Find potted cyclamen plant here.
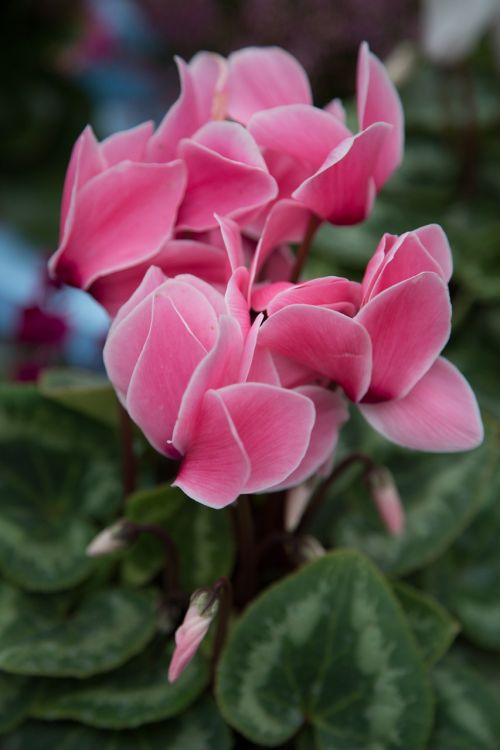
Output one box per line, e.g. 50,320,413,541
9,43,483,749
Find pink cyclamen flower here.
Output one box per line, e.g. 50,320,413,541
258,224,483,453
238,43,403,224
103,265,348,507
168,590,217,683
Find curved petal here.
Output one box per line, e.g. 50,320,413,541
414,224,453,282
357,272,451,401
189,51,228,121
103,291,155,401
56,125,105,250
356,42,404,188
53,160,187,288
225,267,251,336
173,315,244,453
249,199,311,290
367,231,445,300
91,240,227,317
100,121,154,166
267,276,362,316
248,104,351,171
126,293,207,456
177,126,277,231
227,46,312,124
217,382,315,493
216,214,245,273
174,390,250,507
251,281,294,312
112,265,166,328
259,304,372,402
292,123,391,225
147,57,202,162
271,386,349,489
359,357,484,452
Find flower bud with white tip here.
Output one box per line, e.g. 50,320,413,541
86,519,136,557
294,535,326,564
168,590,218,683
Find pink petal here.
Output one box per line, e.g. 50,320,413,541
112,266,166,328
361,232,399,301
357,272,451,401
103,290,155,402
100,121,154,166
177,123,277,231
216,214,245,272
324,98,346,122
174,390,250,507
271,386,349,489
245,346,281,386
356,42,404,189
56,126,105,250
239,313,264,382
414,224,453,282
366,231,446,301
270,351,321,389
292,123,391,225
174,273,227,317
251,282,294,312
266,277,362,316
172,316,244,453
147,57,201,163
217,383,316,492
359,357,484,452
53,160,187,288
227,46,312,124
91,240,227,317
126,293,207,456
225,267,251,336
258,304,372,402
189,51,228,121
248,104,351,171
249,199,311,289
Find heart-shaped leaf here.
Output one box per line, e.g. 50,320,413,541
428,658,500,750
0,672,34,734
216,550,432,748
0,583,157,677
3,697,232,749
38,367,119,428
393,581,458,665
32,640,209,728
122,485,235,591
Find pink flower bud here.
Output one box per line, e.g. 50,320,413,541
168,591,218,683
367,467,405,537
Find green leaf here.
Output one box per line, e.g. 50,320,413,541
0,583,157,677
33,640,209,729
0,386,121,591
216,550,432,749
38,367,119,428
3,697,232,749
393,582,458,665
333,441,495,576
424,439,500,650
429,658,500,750
0,672,34,734
122,484,235,591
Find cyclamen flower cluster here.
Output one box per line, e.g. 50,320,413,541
49,44,483,508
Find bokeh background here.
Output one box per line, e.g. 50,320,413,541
0,0,498,405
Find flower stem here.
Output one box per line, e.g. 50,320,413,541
295,452,377,534
291,214,321,282
209,576,232,682
232,495,257,607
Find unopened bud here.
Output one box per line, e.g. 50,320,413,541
285,481,315,532
367,467,405,537
167,590,218,683
294,535,326,564
86,520,135,557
